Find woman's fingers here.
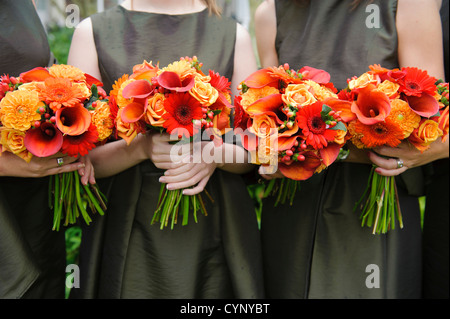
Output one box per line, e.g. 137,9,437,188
182,176,210,196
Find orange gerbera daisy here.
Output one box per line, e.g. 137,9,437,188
38,77,85,111
386,98,421,138
349,119,404,148
48,64,86,82
110,74,130,101
0,90,42,131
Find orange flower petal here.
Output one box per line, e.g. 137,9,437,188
122,79,153,99
56,105,92,136
244,68,279,89
405,93,440,118
24,122,63,157
319,143,342,167
278,152,322,180
19,67,52,83
351,85,391,125
121,101,146,123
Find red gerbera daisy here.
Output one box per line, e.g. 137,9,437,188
61,124,99,157
398,67,437,97
296,101,337,149
162,92,203,138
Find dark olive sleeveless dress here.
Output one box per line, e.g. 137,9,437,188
71,6,264,299
260,0,422,298
0,0,66,299
422,0,449,299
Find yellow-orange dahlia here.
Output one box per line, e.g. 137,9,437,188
386,98,421,138
0,90,42,131
48,64,86,82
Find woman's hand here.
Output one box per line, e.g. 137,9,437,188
78,155,96,186
0,151,85,178
147,132,188,170
368,138,449,176
158,141,222,196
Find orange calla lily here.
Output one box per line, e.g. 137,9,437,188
122,79,154,99
319,143,342,167
157,71,195,92
351,85,391,125
20,67,52,83
56,105,91,136
278,151,322,181
246,94,283,117
405,93,440,118
121,101,147,123
244,68,279,89
24,122,63,157
299,66,331,84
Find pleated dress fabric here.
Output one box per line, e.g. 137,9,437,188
422,0,449,299
260,0,423,299
0,0,66,299
71,6,264,299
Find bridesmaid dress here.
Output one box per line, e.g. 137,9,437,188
0,0,66,299
71,5,264,299
422,0,449,299
260,0,423,298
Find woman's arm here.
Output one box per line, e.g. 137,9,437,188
68,18,153,179
254,0,279,68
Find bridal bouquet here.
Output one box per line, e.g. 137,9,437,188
110,57,232,229
338,64,449,234
0,64,113,230
234,64,349,213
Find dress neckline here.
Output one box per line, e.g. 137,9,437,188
118,4,207,17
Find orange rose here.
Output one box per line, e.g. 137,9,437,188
304,80,338,100
145,93,166,127
282,83,317,107
348,72,380,90
438,105,449,141
409,119,443,152
250,114,278,164
0,128,32,162
377,80,400,98
189,78,218,106
90,100,114,141
116,108,145,145
241,86,279,110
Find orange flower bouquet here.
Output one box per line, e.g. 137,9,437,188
0,65,113,231
234,64,350,217
338,65,449,234
110,57,232,229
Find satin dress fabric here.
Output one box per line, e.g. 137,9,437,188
422,0,449,299
0,0,66,299
70,6,264,299
260,0,423,299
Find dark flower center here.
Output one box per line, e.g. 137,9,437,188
175,104,193,125
308,116,326,134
